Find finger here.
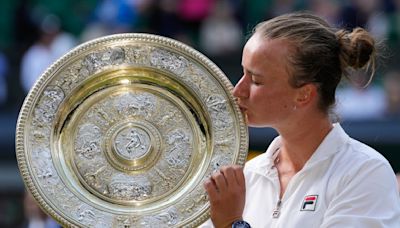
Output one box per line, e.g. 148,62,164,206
233,165,245,186
211,170,228,192
220,166,237,186
204,178,219,202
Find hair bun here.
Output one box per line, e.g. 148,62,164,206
336,27,376,70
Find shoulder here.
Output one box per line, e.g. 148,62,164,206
329,136,396,193
322,137,400,226
341,137,391,170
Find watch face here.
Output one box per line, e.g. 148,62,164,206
232,220,251,228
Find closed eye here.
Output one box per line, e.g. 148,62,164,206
251,76,263,85
243,67,263,85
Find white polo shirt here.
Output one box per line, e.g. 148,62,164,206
201,124,400,227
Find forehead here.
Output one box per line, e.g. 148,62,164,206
242,34,293,75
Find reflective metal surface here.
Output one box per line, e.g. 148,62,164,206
16,33,248,227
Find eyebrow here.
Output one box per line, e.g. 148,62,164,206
242,62,264,77
245,68,262,77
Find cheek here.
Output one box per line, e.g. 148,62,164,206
250,87,294,110
249,88,267,105
251,85,279,101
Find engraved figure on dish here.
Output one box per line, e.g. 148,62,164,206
150,49,188,74
82,53,102,74
108,174,152,200
75,123,102,159
42,86,65,110
34,158,54,180
75,205,96,225
157,109,178,126
113,215,138,228
126,130,144,154
31,126,50,143
115,127,150,159
93,108,112,127
79,157,111,195
77,141,101,159
34,86,64,123
206,94,232,129
115,92,156,117
155,207,179,226
140,207,179,227
166,129,191,168
102,47,125,65
80,47,126,75
84,165,107,191
126,45,150,65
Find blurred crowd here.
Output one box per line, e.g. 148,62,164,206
0,0,399,120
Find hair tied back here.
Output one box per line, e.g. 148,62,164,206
336,27,376,88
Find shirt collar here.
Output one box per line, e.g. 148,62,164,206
248,136,281,176
249,123,349,175
303,123,349,168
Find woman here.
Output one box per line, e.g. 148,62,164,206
202,12,400,227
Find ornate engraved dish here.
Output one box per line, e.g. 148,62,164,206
16,33,248,227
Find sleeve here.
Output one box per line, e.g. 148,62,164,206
321,159,400,227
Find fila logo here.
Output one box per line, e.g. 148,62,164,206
301,195,318,211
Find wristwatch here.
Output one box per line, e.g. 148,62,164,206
232,220,251,228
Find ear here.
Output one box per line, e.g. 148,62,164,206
295,84,317,106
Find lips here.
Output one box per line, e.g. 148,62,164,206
235,98,248,120
237,102,247,112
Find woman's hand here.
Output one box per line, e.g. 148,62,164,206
204,165,246,228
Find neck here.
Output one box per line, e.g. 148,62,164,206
276,115,333,172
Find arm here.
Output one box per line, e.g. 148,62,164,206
203,165,246,228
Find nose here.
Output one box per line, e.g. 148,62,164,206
233,75,249,99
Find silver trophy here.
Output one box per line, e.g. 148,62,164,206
15,34,248,227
